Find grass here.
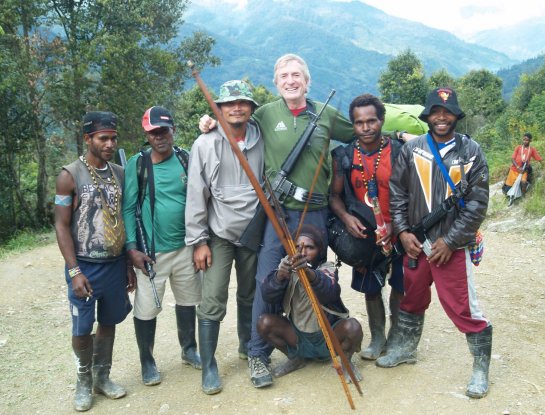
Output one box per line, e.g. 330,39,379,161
525,175,545,215
0,228,56,261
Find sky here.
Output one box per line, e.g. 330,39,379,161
359,0,545,38
216,0,545,38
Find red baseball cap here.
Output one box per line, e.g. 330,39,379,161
141,106,174,132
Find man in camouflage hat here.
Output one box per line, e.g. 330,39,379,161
185,80,263,395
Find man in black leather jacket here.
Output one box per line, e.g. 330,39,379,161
376,88,493,400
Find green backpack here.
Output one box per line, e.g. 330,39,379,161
383,104,428,135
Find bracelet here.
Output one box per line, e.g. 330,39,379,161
399,130,407,140
68,266,82,279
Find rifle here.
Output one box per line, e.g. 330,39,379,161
404,183,471,269
239,90,336,250
188,62,361,409
119,149,161,308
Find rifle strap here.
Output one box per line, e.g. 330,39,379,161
136,146,189,261
278,99,316,179
138,150,156,261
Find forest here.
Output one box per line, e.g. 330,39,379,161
1,1,545,245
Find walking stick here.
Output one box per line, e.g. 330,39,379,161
188,62,361,409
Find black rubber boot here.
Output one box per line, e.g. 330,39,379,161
73,341,93,412
386,290,402,347
237,304,253,360
466,325,493,398
360,296,386,360
92,335,126,399
134,317,161,386
198,319,222,395
376,310,425,368
176,305,202,369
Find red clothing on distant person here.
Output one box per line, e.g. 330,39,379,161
509,145,542,174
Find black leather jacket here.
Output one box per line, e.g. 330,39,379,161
389,133,489,250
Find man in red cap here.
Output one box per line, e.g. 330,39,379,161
378,88,493,399
122,106,202,386
55,111,134,411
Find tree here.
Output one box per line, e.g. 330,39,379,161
378,49,428,105
0,0,219,243
428,69,456,90
456,69,505,135
46,0,218,155
525,91,545,135
244,78,278,106
511,62,545,114
0,0,60,236
175,85,215,149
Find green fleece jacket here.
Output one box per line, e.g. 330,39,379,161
253,98,353,210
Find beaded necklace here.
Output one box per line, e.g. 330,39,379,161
519,144,530,163
355,137,384,199
80,155,121,226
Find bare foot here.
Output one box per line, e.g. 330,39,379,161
272,356,307,378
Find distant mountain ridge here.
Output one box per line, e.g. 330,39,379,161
497,54,545,101
469,18,545,61
182,0,516,102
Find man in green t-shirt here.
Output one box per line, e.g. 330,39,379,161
123,106,202,387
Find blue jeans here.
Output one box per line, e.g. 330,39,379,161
247,207,328,360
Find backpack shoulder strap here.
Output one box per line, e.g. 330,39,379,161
389,137,403,162
173,146,189,172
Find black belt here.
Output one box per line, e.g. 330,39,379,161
284,179,326,205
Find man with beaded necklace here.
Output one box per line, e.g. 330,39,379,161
55,111,134,412
329,94,405,362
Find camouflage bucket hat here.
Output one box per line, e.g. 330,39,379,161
214,80,259,107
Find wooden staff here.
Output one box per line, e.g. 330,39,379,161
188,62,361,409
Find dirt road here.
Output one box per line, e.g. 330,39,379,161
1,226,544,415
